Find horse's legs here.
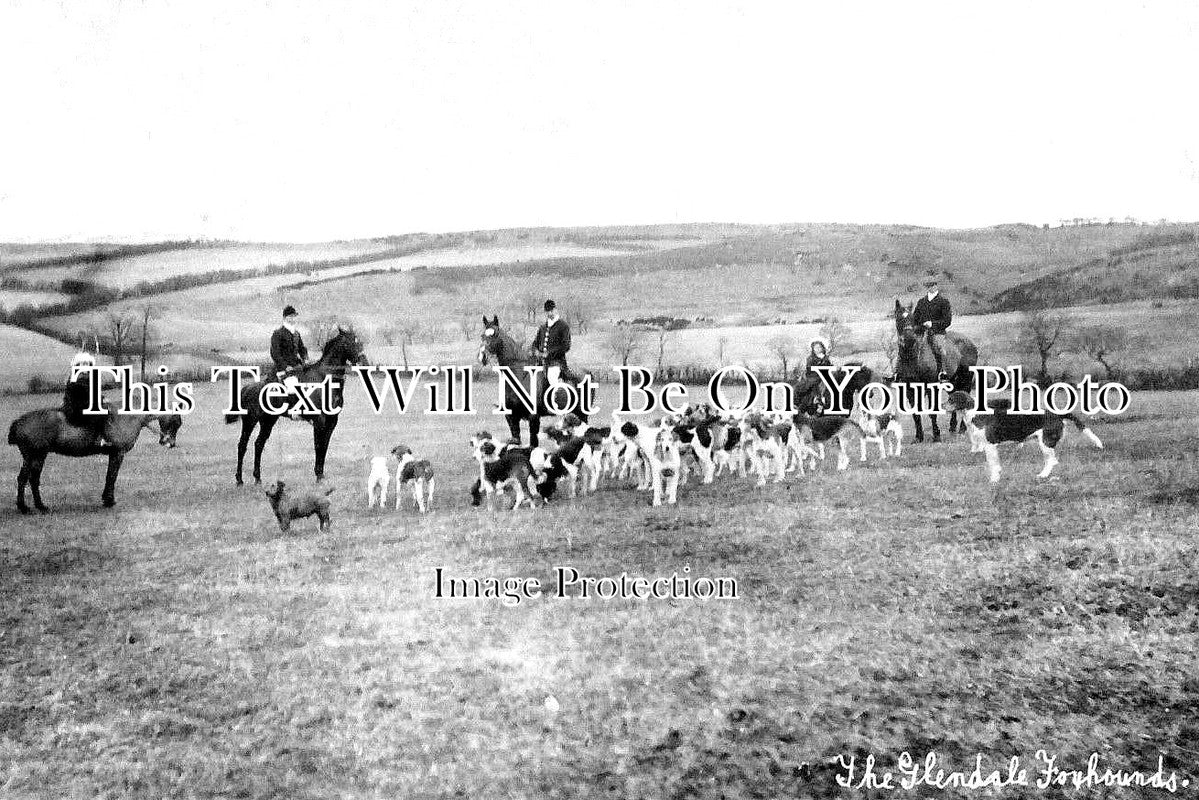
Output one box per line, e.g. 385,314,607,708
22,456,48,513
505,413,523,444
253,417,276,485
16,460,31,514
313,416,339,482
235,418,255,485
528,415,541,449
912,414,924,443
930,414,942,443
101,451,125,508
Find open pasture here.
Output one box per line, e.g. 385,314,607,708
2,382,1197,797
6,241,404,291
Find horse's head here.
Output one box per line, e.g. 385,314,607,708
322,325,370,368
478,315,512,365
894,299,919,356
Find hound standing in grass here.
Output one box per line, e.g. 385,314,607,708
857,411,904,461
792,412,863,472
391,444,435,512
945,390,1104,482
366,454,392,508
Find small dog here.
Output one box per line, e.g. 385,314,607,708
471,438,542,511
264,480,333,533
738,413,789,485
156,414,183,448
366,455,391,508
542,426,596,498
792,412,864,472
945,390,1104,482
391,444,435,512
857,411,903,461
610,413,682,505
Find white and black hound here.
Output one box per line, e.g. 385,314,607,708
945,390,1104,482
390,444,435,512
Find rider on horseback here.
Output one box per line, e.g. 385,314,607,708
533,299,573,388
270,305,309,419
63,352,110,448
798,336,834,413
912,272,952,382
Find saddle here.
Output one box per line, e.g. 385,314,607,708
926,331,964,378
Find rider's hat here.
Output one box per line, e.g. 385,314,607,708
921,272,940,287
543,299,556,312
283,305,298,318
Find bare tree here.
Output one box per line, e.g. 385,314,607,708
820,316,852,355
1075,324,1129,380
310,315,344,350
605,325,645,367
459,311,482,343
877,329,898,374
1018,309,1072,383
649,323,671,377
716,335,730,367
104,311,138,367
520,292,542,324
395,321,425,372
766,334,799,380
558,293,589,335
137,305,158,381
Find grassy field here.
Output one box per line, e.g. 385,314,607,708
2,382,1198,798
0,324,100,392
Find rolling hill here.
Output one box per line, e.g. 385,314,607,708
5,221,1198,392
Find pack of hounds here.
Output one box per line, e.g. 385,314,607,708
463,403,905,511
311,390,1104,523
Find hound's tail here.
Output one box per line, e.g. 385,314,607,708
322,486,336,496
1066,415,1104,449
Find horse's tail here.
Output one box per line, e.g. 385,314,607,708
1065,414,1104,449
224,412,240,424
7,418,18,445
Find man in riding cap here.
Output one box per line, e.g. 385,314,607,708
63,351,110,448
532,299,573,388
270,305,309,419
912,272,952,382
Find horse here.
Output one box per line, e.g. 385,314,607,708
477,315,590,447
893,299,978,442
225,326,369,485
8,406,171,513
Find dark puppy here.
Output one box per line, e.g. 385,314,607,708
264,480,334,532
157,413,183,447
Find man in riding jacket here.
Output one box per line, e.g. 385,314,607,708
270,305,309,418
912,272,952,381
532,299,572,387
63,351,110,448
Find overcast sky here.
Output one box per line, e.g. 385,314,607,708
1,1,1197,242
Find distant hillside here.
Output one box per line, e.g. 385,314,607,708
8,220,1199,394
991,229,1199,310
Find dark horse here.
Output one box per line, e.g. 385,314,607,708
894,299,978,442
477,315,589,447
226,326,368,485
8,407,171,513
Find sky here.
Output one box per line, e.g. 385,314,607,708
1,1,1197,242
